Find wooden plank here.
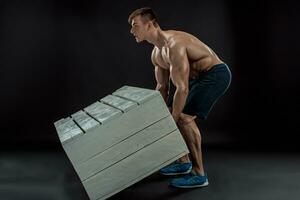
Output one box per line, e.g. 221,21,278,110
84,101,122,124
54,117,83,144
100,95,138,112
63,95,169,165
82,129,189,200
54,118,72,143
71,110,100,132
112,86,159,104
54,118,67,127
75,115,177,181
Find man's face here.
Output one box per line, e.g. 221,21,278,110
130,15,149,43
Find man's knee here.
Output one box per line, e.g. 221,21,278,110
177,114,202,142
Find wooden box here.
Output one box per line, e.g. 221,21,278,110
54,86,189,200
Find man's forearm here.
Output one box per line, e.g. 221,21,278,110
156,85,169,103
172,88,188,121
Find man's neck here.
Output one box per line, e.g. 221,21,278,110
146,29,168,49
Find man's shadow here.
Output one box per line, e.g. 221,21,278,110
109,172,202,200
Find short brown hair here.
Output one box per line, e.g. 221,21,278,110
128,7,158,26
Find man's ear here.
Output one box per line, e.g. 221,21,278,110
147,21,153,30
146,22,151,30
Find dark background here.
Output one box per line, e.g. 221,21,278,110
0,0,299,150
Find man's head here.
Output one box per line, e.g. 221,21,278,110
128,7,159,43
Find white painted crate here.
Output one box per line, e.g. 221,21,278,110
54,86,189,200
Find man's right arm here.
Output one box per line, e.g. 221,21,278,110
154,66,170,102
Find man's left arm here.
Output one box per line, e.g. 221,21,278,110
169,44,190,123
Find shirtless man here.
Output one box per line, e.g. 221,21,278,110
128,7,231,188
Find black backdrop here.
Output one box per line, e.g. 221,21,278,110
1,0,299,149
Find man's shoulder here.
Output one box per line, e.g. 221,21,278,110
167,39,186,54
167,34,187,48
167,30,198,47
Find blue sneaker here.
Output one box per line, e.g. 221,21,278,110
159,161,192,175
169,172,209,188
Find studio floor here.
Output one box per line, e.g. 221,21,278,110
1,145,300,200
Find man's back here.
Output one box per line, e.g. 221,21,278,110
152,30,223,77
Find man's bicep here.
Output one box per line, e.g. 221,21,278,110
170,67,188,91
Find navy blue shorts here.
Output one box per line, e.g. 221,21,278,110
167,63,232,120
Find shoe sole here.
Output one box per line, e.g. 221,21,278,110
160,168,192,176
170,181,209,188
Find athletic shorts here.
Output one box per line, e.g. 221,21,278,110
167,63,232,120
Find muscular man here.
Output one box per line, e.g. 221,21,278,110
128,7,231,188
